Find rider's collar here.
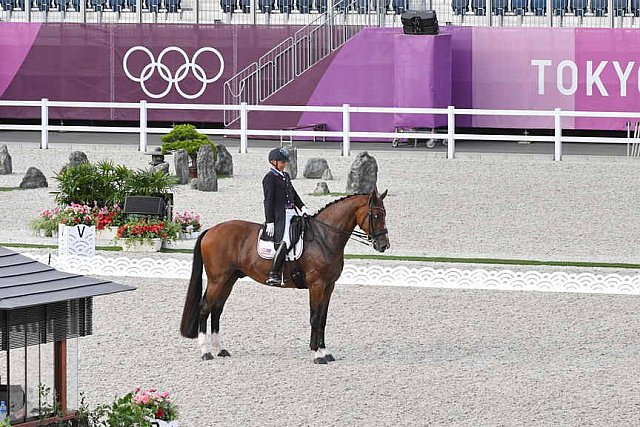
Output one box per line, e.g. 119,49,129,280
270,167,284,177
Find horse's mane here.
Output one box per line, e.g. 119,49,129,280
312,193,369,217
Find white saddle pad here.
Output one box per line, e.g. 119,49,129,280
257,230,304,261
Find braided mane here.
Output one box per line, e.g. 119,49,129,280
312,193,369,217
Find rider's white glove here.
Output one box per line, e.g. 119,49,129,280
301,206,311,216
265,223,274,237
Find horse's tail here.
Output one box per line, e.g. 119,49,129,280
180,228,208,339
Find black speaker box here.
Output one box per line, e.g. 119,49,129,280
401,11,439,35
123,196,167,216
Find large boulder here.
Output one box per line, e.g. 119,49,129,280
20,167,48,189
321,168,333,181
68,151,88,167
346,151,378,195
174,149,190,185
284,146,298,179
151,162,170,175
215,143,233,176
196,145,218,192
303,158,329,179
0,145,12,175
313,182,330,195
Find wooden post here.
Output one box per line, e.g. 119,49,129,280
53,340,67,413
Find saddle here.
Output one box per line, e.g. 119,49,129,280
257,215,306,261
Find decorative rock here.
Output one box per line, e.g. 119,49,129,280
321,168,333,181
151,162,170,175
196,145,218,192
68,151,88,167
303,158,329,179
190,178,198,189
313,182,330,195
215,144,234,176
346,151,378,195
284,146,298,179
19,167,48,189
0,145,12,175
175,149,190,185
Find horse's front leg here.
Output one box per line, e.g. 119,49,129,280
309,282,336,364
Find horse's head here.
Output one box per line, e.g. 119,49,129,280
357,190,390,253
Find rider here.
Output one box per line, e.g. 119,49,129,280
263,147,310,287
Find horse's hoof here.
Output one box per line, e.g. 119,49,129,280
201,352,214,361
324,354,335,362
313,357,328,364
217,349,231,357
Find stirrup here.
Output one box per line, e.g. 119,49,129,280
266,275,282,287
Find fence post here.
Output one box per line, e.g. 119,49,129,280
240,102,248,154
554,108,562,161
447,106,455,159
139,100,148,153
41,98,49,150
342,103,351,156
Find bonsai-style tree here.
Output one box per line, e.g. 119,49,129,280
160,124,217,166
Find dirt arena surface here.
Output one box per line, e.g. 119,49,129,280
79,276,640,426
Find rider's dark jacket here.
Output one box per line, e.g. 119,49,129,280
263,168,304,243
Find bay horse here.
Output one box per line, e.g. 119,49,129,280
180,190,390,364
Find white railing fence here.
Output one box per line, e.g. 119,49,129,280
0,98,639,161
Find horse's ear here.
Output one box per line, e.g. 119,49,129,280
380,190,388,200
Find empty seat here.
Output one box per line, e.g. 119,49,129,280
591,0,606,15
631,0,639,15
0,0,15,10
221,0,236,11
370,0,389,10
334,0,349,11
296,0,311,12
166,0,179,11
146,0,161,11
452,0,469,14
315,0,326,12
571,0,587,15
278,0,292,11
239,0,250,11
110,0,124,10
259,0,274,12
493,0,508,14
36,0,51,11
472,0,486,14
511,0,527,13
553,0,567,14
392,0,408,13
355,0,368,12
612,0,627,15
530,0,546,14
127,0,136,11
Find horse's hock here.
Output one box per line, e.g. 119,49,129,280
346,151,378,195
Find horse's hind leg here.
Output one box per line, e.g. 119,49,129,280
199,273,237,360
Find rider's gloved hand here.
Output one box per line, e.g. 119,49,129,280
301,206,311,216
265,223,275,237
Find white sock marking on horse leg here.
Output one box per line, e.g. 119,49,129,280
211,332,225,352
198,332,213,355
314,349,325,360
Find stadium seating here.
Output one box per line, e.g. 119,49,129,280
452,0,469,15
511,0,528,14
591,0,607,15
472,0,486,15
296,0,311,12
391,0,407,13
552,0,567,14
492,0,508,15
278,0,292,12
612,0,627,15
632,0,640,15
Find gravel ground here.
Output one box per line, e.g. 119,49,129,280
75,276,640,426
1,142,640,264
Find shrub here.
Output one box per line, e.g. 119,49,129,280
160,124,217,164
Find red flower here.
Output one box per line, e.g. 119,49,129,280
155,408,165,419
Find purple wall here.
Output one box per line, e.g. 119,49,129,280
2,24,640,131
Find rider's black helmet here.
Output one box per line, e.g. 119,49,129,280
268,147,289,162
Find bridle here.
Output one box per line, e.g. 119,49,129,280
309,196,388,247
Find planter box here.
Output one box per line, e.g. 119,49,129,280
150,420,179,427
179,231,200,240
58,224,95,257
120,238,163,252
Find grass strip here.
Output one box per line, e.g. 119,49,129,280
2,242,639,270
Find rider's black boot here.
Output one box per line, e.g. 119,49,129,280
266,242,287,287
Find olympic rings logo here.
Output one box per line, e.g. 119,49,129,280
123,46,225,100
